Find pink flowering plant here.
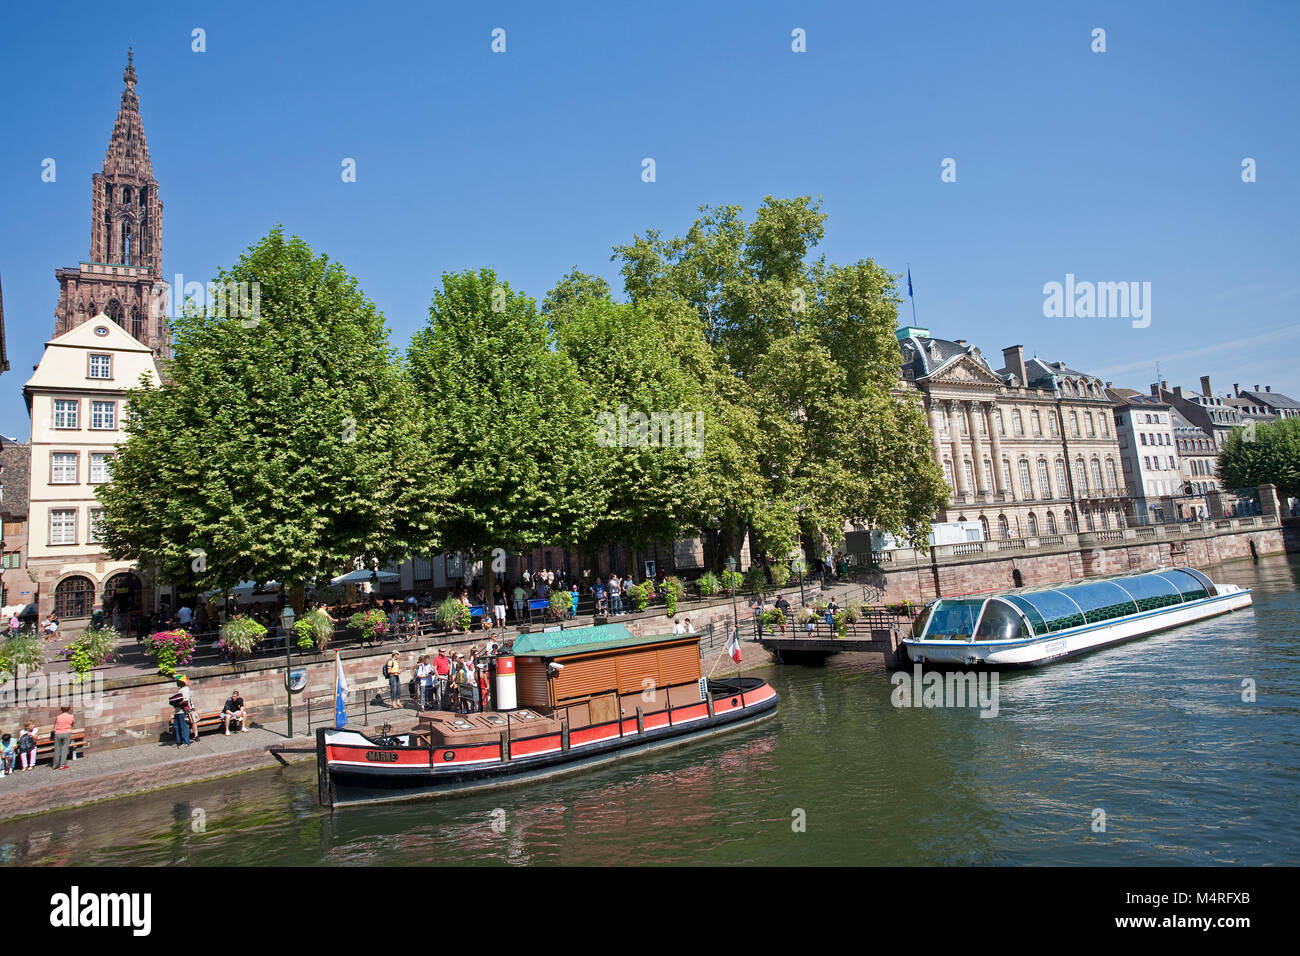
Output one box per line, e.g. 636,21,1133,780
144,628,196,676
217,616,267,660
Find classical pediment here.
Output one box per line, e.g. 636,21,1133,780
918,354,1004,388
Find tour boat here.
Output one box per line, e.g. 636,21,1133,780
902,567,1251,668
316,624,779,807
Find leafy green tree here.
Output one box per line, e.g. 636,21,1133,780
97,228,444,605
611,197,946,556
408,269,599,592
1219,418,1300,499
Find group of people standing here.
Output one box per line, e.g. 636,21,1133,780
384,646,495,714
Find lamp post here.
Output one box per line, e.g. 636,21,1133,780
281,604,296,737
793,555,806,606
725,556,740,643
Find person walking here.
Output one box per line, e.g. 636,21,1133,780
384,652,403,709
51,705,75,768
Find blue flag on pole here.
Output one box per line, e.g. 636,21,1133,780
334,650,348,728
907,267,914,299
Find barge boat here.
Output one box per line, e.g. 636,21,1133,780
317,624,778,807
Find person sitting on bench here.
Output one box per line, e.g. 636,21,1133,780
222,690,248,735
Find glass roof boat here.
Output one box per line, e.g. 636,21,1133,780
902,567,1251,667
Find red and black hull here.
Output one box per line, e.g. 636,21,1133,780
317,677,778,807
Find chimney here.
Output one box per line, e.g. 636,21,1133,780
1150,383,1160,397
954,339,967,346
1161,380,1169,390
1255,385,1260,392
1173,386,1184,398
1266,385,1271,392
1200,376,1212,397
1002,345,1027,387
1233,384,1240,397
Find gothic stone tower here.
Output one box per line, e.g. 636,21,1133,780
53,50,171,357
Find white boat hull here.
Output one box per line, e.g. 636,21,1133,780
903,587,1252,667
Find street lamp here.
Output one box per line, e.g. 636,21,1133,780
793,554,806,606
725,556,740,644
280,604,296,737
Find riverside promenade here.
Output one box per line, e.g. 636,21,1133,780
0,580,862,822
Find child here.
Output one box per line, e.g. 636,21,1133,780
0,734,15,775
16,722,37,770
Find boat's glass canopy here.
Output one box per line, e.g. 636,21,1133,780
913,568,1218,641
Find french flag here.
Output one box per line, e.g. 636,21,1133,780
726,628,742,664
334,650,349,728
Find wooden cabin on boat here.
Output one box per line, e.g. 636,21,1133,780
414,624,707,749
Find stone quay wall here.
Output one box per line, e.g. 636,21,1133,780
863,515,1285,604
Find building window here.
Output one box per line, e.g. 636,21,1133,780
998,515,1010,539
1091,459,1104,492
1140,433,1147,446
90,452,115,484
942,460,954,490
1101,416,1109,437
54,575,94,618
1169,456,1176,469
983,460,994,492
1019,460,1034,498
1032,411,1042,436
51,453,78,484
1001,460,1013,496
963,460,974,491
50,509,77,545
1046,512,1057,534
1027,512,1039,536
1070,412,1080,437
1086,412,1096,437
88,354,113,379
1013,409,1024,436
1037,460,1052,499
1106,459,1119,491
1100,510,1110,529
91,400,117,430
1055,459,1067,495
1049,412,1058,437
1084,510,1096,531
1075,458,1088,494
1063,509,1075,533
1144,456,1152,470
995,411,1004,436
53,400,79,429
87,509,105,544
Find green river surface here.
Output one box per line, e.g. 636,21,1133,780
2,554,1296,866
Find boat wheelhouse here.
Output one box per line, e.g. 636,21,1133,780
902,567,1251,667
317,624,779,807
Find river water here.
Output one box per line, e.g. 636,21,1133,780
2,555,1297,867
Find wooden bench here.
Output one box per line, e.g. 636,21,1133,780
34,730,88,765
165,708,244,740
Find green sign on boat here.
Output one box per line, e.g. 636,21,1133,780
510,623,684,657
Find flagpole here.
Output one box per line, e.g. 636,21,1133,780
907,263,918,326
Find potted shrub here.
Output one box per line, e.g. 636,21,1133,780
350,608,391,641
663,576,684,617
0,633,44,684
293,606,335,653
761,608,786,633
770,563,791,587
721,569,744,594
627,581,650,612
144,629,196,677
217,616,267,661
59,626,118,683
549,589,572,621
697,571,720,597
744,567,766,594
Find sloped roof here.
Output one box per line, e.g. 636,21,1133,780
1237,388,1300,412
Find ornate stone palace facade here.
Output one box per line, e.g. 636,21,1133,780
52,50,170,358
897,327,1128,539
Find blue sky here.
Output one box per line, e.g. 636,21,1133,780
2,0,1297,439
